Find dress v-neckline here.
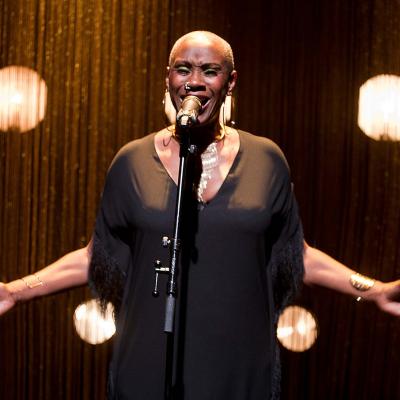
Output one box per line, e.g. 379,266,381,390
153,131,242,206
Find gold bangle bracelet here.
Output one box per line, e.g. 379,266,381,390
21,274,44,289
349,273,375,292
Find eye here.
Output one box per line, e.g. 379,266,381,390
203,69,218,77
175,66,191,75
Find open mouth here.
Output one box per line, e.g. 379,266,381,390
181,94,210,109
199,98,210,113
181,94,211,115
198,97,210,106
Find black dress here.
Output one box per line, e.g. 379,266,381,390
89,130,304,400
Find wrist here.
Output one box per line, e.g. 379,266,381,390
352,277,384,302
6,274,44,303
349,272,381,302
6,279,26,303
361,280,384,302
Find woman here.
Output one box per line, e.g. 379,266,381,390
1,31,400,400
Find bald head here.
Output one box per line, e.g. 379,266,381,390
169,31,235,72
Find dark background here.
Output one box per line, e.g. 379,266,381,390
1,0,400,399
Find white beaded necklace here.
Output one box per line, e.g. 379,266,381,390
197,141,219,203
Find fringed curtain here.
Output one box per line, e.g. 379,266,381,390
1,0,400,399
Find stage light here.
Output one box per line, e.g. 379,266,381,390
0,66,47,132
73,299,116,345
358,74,400,140
277,305,318,352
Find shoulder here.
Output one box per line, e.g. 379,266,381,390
113,132,155,162
238,130,290,174
108,132,156,169
105,132,156,180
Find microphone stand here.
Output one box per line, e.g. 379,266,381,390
152,126,196,400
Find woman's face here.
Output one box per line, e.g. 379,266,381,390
167,39,237,127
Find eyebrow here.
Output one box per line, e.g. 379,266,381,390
172,60,223,70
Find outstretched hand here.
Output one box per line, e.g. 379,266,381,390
374,280,400,317
0,282,15,316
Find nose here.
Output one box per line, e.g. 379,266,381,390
185,82,206,92
185,69,206,92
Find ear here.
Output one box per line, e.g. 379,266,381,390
227,70,238,93
165,66,170,90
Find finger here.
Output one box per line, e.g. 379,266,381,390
380,302,400,317
0,300,13,316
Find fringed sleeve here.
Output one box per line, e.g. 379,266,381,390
267,178,305,400
88,235,127,316
267,175,305,319
269,220,304,400
270,216,304,320
88,146,135,317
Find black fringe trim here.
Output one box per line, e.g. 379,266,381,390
88,235,126,318
271,223,305,320
270,223,305,399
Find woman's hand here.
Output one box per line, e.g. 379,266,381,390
0,282,16,316
0,245,91,317
373,280,400,317
303,244,400,317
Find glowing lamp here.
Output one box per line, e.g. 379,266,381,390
277,306,318,352
0,66,47,132
358,74,400,140
73,300,116,345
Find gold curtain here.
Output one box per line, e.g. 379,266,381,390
0,1,232,399
1,0,400,399
229,2,400,399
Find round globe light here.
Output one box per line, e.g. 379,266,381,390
0,66,47,132
73,299,116,345
358,74,400,140
277,305,318,352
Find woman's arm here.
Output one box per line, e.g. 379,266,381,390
303,242,400,317
0,244,91,316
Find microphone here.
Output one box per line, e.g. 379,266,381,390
176,95,202,127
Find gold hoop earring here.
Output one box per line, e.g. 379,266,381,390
163,89,176,124
219,93,233,126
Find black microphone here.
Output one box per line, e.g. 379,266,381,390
176,95,202,127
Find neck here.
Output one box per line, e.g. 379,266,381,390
174,122,223,147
